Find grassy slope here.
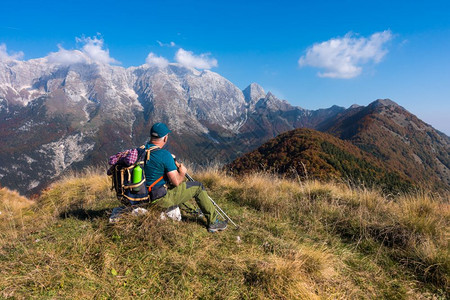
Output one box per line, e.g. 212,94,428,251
0,168,448,299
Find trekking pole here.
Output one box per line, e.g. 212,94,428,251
184,172,239,229
173,155,239,228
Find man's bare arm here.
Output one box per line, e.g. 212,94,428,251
167,162,187,186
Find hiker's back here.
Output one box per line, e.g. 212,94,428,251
143,143,177,188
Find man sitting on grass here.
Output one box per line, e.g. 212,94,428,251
144,122,227,233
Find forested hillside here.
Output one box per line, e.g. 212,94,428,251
227,128,414,193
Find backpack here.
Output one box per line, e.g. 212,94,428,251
108,146,160,205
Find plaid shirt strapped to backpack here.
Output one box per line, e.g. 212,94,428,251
108,149,138,166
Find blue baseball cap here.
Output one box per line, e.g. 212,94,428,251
150,122,171,138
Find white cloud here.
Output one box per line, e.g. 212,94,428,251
157,41,176,47
0,43,24,61
145,52,169,68
175,48,218,69
76,36,119,65
46,36,119,65
298,30,393,79
46,45,87,65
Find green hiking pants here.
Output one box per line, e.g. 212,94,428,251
154,181,217,224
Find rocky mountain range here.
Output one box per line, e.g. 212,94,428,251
0,59,342,194
0,59,448,194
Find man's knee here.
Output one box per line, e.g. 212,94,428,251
186,181,205,190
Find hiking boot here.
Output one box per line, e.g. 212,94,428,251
109,216,120,224
208,219,228,233
109,206,124,223
165,206,182,221
131,207,148,216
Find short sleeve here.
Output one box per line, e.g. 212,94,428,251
162,150,177,172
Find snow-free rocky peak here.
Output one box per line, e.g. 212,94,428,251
255,91,292,111
243,83,266,105
370,99,400,109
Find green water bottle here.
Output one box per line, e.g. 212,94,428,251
132,165,143,192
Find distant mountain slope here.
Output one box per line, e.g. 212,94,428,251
1,58,447,195
318,99,450,191
0,60,342,195
227,128,414,193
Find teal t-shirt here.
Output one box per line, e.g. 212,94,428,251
144,143,177,187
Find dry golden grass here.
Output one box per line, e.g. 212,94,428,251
38,167,113,217
0,187,35,240
0,167,448,299
195,170,450,293
0,187,34,211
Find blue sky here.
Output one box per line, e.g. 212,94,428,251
1,0,449,134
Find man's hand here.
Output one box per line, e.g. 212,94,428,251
174,159,181,168
173,155,187,176
167,158,188,186
177,162,187,176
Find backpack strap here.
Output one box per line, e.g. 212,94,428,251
144,145,163,192
148,176,164,192
146,145,160,161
